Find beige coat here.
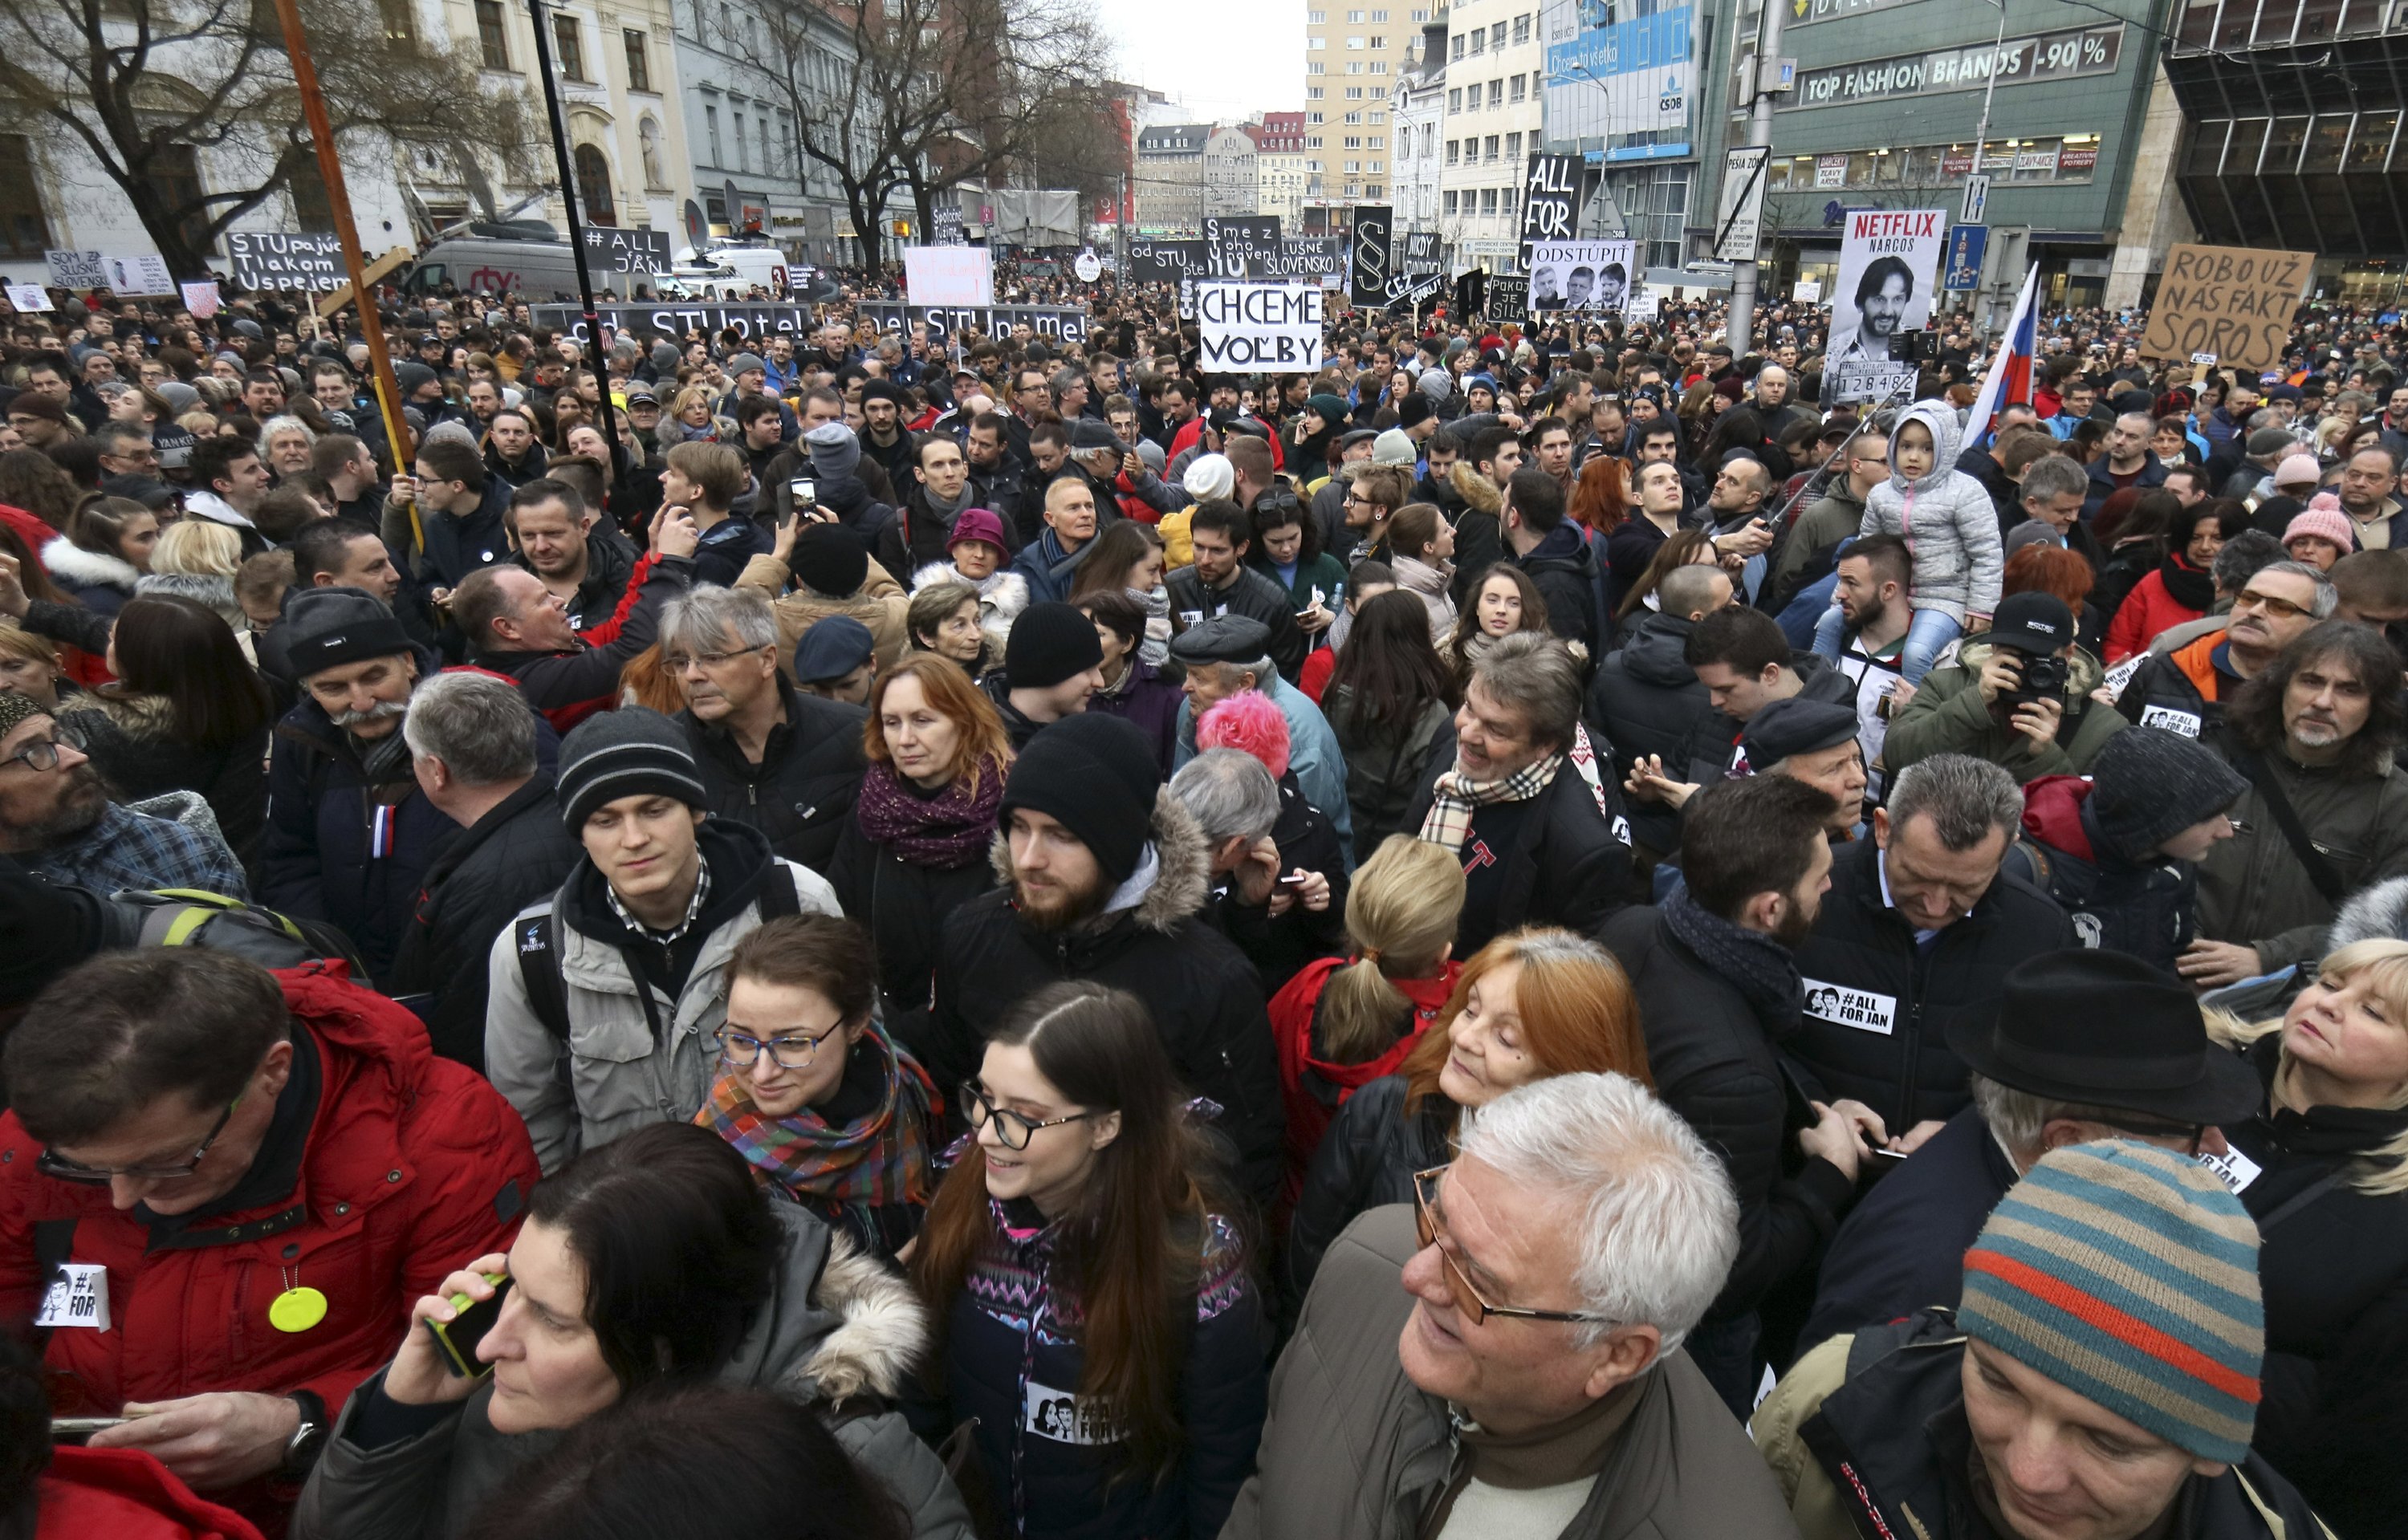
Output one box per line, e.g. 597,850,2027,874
738,551,911,672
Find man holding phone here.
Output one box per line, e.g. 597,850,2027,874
0,949,539,1527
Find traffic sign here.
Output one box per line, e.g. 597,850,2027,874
1943,226,1987,291
1961,174,1991,225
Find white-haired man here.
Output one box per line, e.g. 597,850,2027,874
1223,1072,1796,1540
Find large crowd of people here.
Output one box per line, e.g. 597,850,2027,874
0,266,2405,1540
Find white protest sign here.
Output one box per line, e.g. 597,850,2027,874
1196,282,1324,370
902,246,995,307
181,280,222,319
107,254,177,295
44,249,106,289
6,284,52,312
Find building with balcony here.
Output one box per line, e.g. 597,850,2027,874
1391,18,1448,236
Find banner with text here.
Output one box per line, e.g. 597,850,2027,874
1515,155,1584,274
533,299,1092,345
584,228,672,273
1540,2,1693,156
1828,208,1943,403
1125,240,1206,283
1202,217,1283,278
902,245,995,306
2138,243,2312,373
227,232,348,291
1528,240,1637,314
1197,282,1325,370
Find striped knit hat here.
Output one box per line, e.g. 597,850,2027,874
555,706,708,831
1960,1140,2264,1465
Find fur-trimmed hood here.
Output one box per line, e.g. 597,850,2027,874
1449,459,1503,517
733,1204,929,1408
985,783,1212,937
913,560,1029,656
41,536,140,595
2330,876,2408,950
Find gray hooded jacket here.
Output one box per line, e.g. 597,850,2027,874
1857,400,2003,625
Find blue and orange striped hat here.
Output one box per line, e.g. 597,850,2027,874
1960,1140,2264,1465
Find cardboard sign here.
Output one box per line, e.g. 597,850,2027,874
43,249,106,289
1196,282,1324,369
5,283,51,312
180,280,222,319
2139,243,2312,373
902,246,995,307
227,231,347,291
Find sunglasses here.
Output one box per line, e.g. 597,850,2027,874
1412,1167,1617,1328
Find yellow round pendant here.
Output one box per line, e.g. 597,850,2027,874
269,1286,328,1333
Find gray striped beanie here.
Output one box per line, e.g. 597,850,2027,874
556,707,707,831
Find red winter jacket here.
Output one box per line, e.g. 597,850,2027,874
2102,559,2208,664
35,1446,265,1540
1268,956,1463,1215
0,965,539,1500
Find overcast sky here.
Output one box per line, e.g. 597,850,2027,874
1100,0,1307,122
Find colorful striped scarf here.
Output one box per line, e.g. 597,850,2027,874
698,1025,938,1221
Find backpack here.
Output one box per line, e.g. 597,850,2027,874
512,864,803,1039
100,888,368,975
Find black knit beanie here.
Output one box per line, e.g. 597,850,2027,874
2087,726,2249,860
1004,601,1105,690
789,522,869,598
1000,713,1161,881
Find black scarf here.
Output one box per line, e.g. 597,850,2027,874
1661,883,1804,1034
2158,551,2215,612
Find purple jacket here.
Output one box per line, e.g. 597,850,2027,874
1088,658,1184,775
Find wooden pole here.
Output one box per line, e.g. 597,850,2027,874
269,0,415,473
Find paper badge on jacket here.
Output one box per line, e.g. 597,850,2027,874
35,1264,110,1331
1801,979,1898,1035
2138,705,2203,738
1024,1382,1120,1445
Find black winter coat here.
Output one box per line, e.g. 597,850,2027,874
1325,689,1452,867
908,794,1286,1205
2223,1034,2408,1540
677,685,867,876
1398,728,1636,953
1788,835,2076,1133
2116,637,2242,758
1597,906,1853,1322
385,774,582,1070
1673,652,1858,788
827,802,999,1019
1166,563,1308,685
256,663,458,988
1586,612,1712,855
1513,525,1603,661
1200,771,1351,996
1283,1074,1451,1306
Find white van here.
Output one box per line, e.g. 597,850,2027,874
674,244,788,296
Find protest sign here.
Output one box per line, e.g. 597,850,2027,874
43,250,105,289
1828,208,1943,404
1350,206,1393,307
2138,244,2312,373
1515,154,1582,274
902,245,995,306
583,228,672,273
1527,240,1637,314
856,300,1092,344
1486,274,1531,322
1196,282,1324,369
105,254,176,295
1125,240,1206,283
227,232,347,291
1202,217,1283,278
180,281,222,319
5,284,51,312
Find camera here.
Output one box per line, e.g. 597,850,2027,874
1998,650,2069,711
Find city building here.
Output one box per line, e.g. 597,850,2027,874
2161,0,2405,308
1205,125,1262,217
665,0,856,266
1304,2,1438,222
1255,112,1309,225
1135,122,1211,235
1746,0,2166,311
1541,0,1707,274
1391,18,1449,234
1437,0,1544,270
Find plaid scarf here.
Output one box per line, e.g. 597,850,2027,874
1417,750,1564,855
698,1025,937,1221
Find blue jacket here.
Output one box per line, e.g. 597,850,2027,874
1010,526,1093,605
1174,671,1355,863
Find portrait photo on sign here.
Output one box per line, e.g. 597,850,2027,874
1827,208,1943,401
1527,240,1636,315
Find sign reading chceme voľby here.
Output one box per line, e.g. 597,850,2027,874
227,231,348,291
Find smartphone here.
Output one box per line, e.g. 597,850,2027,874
50,1416,128,1436
788,477,816,508
425,1273,512,1379
1872,1147,1910,1161
1278,873,1308,887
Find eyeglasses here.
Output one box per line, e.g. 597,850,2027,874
39,1095,241,1184
2094,1115,2207,1156
1412,1167,1618,1327
2233,588,2313,621
714,1022,845,1071
959,1081,1094,1151
1,719,83,773
666,643,771,672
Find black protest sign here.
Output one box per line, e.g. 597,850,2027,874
1202,217,1283,278
1349,206,1393,307
227,232,347,292
1258,238,1341,282
1401,230,1442,275
1515,154,1582,274
857,300,1094,344
583,228,672,273
1486,274,1530,323
1126,240,1206,283
532,302,816,342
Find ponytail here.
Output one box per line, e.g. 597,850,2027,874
1314,837,1466,1063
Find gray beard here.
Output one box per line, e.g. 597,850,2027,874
23,766,108,848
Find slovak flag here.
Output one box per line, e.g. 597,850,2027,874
1963,262,2040,449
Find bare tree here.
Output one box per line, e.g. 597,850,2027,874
736,0,1111,265
0,0,535,278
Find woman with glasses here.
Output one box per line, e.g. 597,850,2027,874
1284,927,1650,1304
697,914,936,1262
830,656,1011,1021
911,981,1266,1540
294,1122,972,1540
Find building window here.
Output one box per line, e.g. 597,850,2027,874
1444,189,1458,213
1512,12,1531,43
1348,7,1365,18
1487,79,1503,107
1368,182,1382,196
1412,7,1429,18
623,30,650,90
573,142,616,224
1346,35,1364,47
1369,135,1385,148
1344,111,1361,124
1344,160,1359,172
1484,133,1499,161
1372,7,1389,18
1446,139,1458,164
734,112,749,171
1489,22,1505,47
1344,136,1361,148
1346,85,1365,97
1450,35,1463,58
376,0,415,47
474,0,510,68
1370,110,1386,123
1308,35,1326,47
1369,35,1385,48
706,104,722,165
1308,61,1324,72
552,13,585,79
1308,111,1324,123
1510,74,1525,102
1446,87,1460,111
1466,29,1483,52
1480,187,1498,214
1347,61,1363,72
1307,86,1324,98
1371,60,1386,71
1307,8,1325,18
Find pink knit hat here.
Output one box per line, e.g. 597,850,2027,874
2284,498,2355,555
2274,453,2322,490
